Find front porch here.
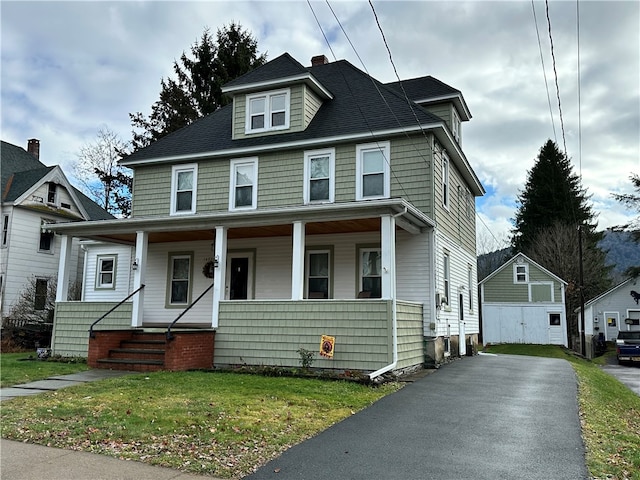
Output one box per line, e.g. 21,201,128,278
52,299,425,374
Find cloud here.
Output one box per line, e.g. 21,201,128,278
1,0,638,249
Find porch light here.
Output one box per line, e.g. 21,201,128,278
214,255,219,268
132,258,139,270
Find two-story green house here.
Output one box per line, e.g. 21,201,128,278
50,53,484,378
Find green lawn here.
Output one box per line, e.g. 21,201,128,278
0,369,399,478
484,344,640,480
1,352,88,388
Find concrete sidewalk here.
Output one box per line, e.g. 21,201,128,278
0,369,135,401
0,439,220,480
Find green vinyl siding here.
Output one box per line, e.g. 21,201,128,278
258,151,303,208
483,261,564,304
232,85,306,140
197,160,229,211
433,149,476,253
215,300,393,371
396,301,424,370
132,164,172,217
51,302,132,357
304,86,323,128
423,103,452,129
390,135,432,213
334,144,357,202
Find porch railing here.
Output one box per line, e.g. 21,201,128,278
88,284,145,338
166,283,215,341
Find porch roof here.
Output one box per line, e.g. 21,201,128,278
49,198,434,244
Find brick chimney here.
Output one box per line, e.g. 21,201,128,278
311,55,329,67
27,138,40,160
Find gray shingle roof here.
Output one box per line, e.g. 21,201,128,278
385,76,460,101
223,53,308,89
1,140,114,220
123,57,447,163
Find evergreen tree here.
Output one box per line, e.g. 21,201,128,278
512,140,595,252
130,23,266,151
511,140,611,349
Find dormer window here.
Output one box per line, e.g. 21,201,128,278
246,89,290,133
452,109,461,144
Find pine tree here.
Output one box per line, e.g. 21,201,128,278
129,23,266,151
511,140,612,348
512,140,595,253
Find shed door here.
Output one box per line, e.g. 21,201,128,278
604,312,619,340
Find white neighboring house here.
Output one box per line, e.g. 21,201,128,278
580,278,640,343
0,139,113,322
480,252,568,347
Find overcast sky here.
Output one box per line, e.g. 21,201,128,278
2,0,638,252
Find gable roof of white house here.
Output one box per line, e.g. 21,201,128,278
479,252,568,286
584,277,638,307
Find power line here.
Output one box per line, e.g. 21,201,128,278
545,0,568,158
531,0,557,143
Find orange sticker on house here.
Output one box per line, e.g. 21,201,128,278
320,335,335,358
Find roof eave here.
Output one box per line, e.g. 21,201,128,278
221,73,333,100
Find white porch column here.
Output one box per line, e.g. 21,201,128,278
212,226,227,328
291,221,306,300
131,230,148,327
55,235,73,302
381,215,396,300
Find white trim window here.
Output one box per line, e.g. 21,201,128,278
170,164,197,215
443,252,451,306
306,250,331,299
168,253,193,306
514,263,529,283
304,148,335,204
356,141,390,200
245,89,290,133
359,248,382,298
47,183,57,204
442,152,450,209
96,255,117,289
229,158,258,210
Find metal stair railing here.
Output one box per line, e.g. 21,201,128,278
89,284,145,338
166,282,214,341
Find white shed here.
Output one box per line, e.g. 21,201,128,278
480,253,568,347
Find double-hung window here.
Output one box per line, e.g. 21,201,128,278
304,148,335,204
468,264,473,311
356,142,390,200
96,255,116,289
514,263,528,283
168,253,193,306
307,249,331,299
246,90,290,133
47,183,57,204
171,164,197,215
230,158,258,210
442,152,450,209
359,247,382,298
443,252,451,305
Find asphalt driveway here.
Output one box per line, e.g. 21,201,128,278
246,354,587,480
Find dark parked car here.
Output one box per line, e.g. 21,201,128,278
616,331,640,365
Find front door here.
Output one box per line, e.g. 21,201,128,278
225,252,253,300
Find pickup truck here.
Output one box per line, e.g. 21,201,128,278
616,331,640,365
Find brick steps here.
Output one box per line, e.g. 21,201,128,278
88,329,215,372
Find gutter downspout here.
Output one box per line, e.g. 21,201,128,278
369,212,403,381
